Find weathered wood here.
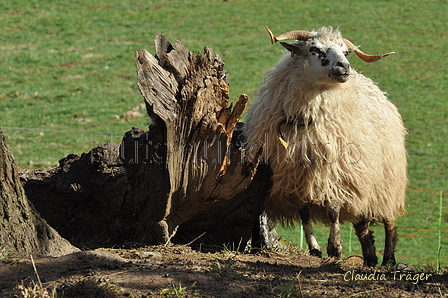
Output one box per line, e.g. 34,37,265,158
217,103,232,128
0,130,78,256
226,94,249,136
21,132,270,251
122,35,264,246
19,36,273,251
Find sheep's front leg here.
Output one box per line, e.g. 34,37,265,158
299,205,322,257
382,220,398,266
326,205,342,258
353,219,378,267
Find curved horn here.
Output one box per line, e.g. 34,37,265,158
265,25,315,44
343,38,395,63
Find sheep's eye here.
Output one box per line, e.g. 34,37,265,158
344,51,350,57
309,46,323,54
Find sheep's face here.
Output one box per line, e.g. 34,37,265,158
278,27,353,85
306,39,351,83
267,25,395,81
281,38,351,85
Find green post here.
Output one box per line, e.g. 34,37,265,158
437,191,443,271
349,225,353,254
300,223,304,249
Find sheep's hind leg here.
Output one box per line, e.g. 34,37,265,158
326,206,342,258
353,219,378,267
382,220,398,266
251,211,278,252
299,205,322,257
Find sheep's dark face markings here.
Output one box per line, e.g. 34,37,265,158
307,41,351,84
309,45,330,66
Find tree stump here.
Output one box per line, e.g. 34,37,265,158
19,35,274,251
121,35,266,248
0,130,78,256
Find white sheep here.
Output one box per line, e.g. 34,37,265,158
244,26,407,267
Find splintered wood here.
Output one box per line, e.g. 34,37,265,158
123,34,265,248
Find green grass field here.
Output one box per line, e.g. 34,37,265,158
1,0,447,266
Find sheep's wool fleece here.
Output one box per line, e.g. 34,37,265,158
244,51,407,225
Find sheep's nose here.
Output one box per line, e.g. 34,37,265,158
330,61,350,82
335,61,350,70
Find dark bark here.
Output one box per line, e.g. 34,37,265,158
20,142,134,247
0,130,77,256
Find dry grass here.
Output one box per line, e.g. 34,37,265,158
15,281,58,298
15,255,57,298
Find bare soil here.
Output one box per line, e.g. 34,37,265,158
1,244,447,298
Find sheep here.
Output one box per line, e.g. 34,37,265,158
244,26,407,267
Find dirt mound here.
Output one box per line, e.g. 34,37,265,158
1,244,446,297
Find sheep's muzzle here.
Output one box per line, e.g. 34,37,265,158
330,62,350,83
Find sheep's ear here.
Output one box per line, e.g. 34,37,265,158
280,42,303,56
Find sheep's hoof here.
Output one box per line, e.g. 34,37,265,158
381,256,396,267
309,249,322,258
364,255,379,267
327,246,342,259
